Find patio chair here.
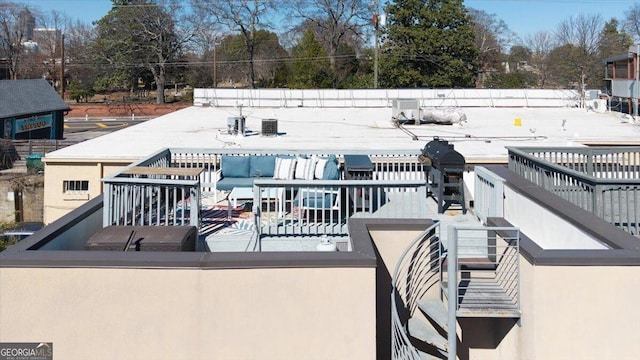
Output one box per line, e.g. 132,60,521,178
293,187,341,220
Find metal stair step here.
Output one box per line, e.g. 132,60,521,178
416,298,448,331
417,349,446,360
442,280,521,318
408,317,448,352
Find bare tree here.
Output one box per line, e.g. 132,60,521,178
185,10,222,87
468,8,516,86
555,13,603,56
193,0,275,88
0,2,34,79
35,10,70,89
65,20,97,101
624,3,640,42
289,0,370,83
525,31,556,87
554,13,604,90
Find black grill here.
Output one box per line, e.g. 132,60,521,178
421,138,466,214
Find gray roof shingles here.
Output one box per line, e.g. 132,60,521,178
0,79,70,119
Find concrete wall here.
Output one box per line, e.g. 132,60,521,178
20,176,44,222
0,266,376,360
0,175,43,223
0,178,15,222
43,160,131,224
503,186,607,249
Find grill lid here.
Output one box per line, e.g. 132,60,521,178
422,138,465,169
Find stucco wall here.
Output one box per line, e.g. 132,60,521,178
43,160,131,224
369,228,424,275
530,265,640,359
0,266,376,360
464,258,640,360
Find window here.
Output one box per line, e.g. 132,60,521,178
63,180,89,193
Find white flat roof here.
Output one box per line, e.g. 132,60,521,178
47,106,640,162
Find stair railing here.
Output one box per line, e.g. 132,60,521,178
446,226,521,317
392,224,521,360
391,222,441,360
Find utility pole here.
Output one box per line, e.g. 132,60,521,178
633,44,640,119
213,39,217,88
60,33,65,99
373,0,380,89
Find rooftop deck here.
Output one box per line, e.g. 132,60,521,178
100,147,478,253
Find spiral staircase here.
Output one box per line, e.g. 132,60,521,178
391,223,522,360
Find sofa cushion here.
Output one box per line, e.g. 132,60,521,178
295,156,317,180
221,156,250,178
274,157,297,180
314,155,338,179
294,191,337,209
250,155,276,177
217,177,254,191
322,160,340,180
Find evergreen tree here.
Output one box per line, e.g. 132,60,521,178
599,19,632,59
288,29,333,88
380,0,477,88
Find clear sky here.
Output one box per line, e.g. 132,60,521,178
21,0,632,42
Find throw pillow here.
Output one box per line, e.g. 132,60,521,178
295,156,317,180
273,157,297,180
314,157,328,179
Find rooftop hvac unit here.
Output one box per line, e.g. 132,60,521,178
227,116,246,136
591,99,607,113
392,99,421,124
261,118,278,136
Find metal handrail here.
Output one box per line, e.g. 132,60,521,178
103,148,428,234
391,223,441,360
508,147,640,234
391,224,521,360
103,177,201,228
254,179,428,237
448,226,521,315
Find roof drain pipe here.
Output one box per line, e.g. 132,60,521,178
396,122,419,141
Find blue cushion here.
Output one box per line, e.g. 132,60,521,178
322,161,340,180
221,156,250,178
294,192,337,208
217,177,254,191
250,155,276,177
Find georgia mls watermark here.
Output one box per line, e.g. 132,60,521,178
0,343,52,360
